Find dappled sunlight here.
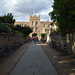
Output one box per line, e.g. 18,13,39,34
37,44,47,46
38,42,75,75
71,69,75,71
53,56,59,59
69,73,75,75
58,60,69,64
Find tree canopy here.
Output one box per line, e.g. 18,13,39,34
0,13,15,33
49,0,75,33
14,25,32,37
0,23,11,33
0,13,32,37
0,13,15,24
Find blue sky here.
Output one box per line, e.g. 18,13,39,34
0,0,54,22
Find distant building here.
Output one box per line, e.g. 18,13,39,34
14,14,56,40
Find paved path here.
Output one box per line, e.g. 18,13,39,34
9,42,59,75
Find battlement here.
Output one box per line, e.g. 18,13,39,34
29,14,40,21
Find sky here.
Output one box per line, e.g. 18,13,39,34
0,0,54,22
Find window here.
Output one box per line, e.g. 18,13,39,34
32,21,34,25
22,24,23,27
43,25,45,28
24,24,27,27
35,21,38,25
32,28,34,31
48,25,50,28
36,27,38,31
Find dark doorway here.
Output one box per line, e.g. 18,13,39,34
32,33,37,37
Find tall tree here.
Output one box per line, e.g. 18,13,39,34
14,25,32,37
1,13,15,24
49,0,75,33
0,13,15,33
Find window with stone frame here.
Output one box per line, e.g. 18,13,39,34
43,25,45,28
24,24,27,27
36,27,38,31
48,25,50,28
32,21,34,25
35,21,38,25
22,24,23,27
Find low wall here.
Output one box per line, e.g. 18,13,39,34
49,32,75,56
0,33,24,48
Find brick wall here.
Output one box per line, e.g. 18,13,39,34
0,33,24,48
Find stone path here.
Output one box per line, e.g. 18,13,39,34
9,42,59,75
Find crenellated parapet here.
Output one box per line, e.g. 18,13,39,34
29,14,40,21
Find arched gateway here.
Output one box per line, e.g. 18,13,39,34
32,33,38,41
32,33,37,37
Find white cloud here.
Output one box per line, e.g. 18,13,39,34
4,0,18,12
0,0,54,22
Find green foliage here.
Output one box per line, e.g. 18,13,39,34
0,13,15,33
15,31,23,35
0,13,15,24
0,13,32,37
41,33,48,38
49,0,75,33
0,23,11,33
13,25,32,37
32,33,37,37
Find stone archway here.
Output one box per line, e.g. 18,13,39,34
32,33,39,41
32,33,37,37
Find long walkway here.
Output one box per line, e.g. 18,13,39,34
9,42,59,75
